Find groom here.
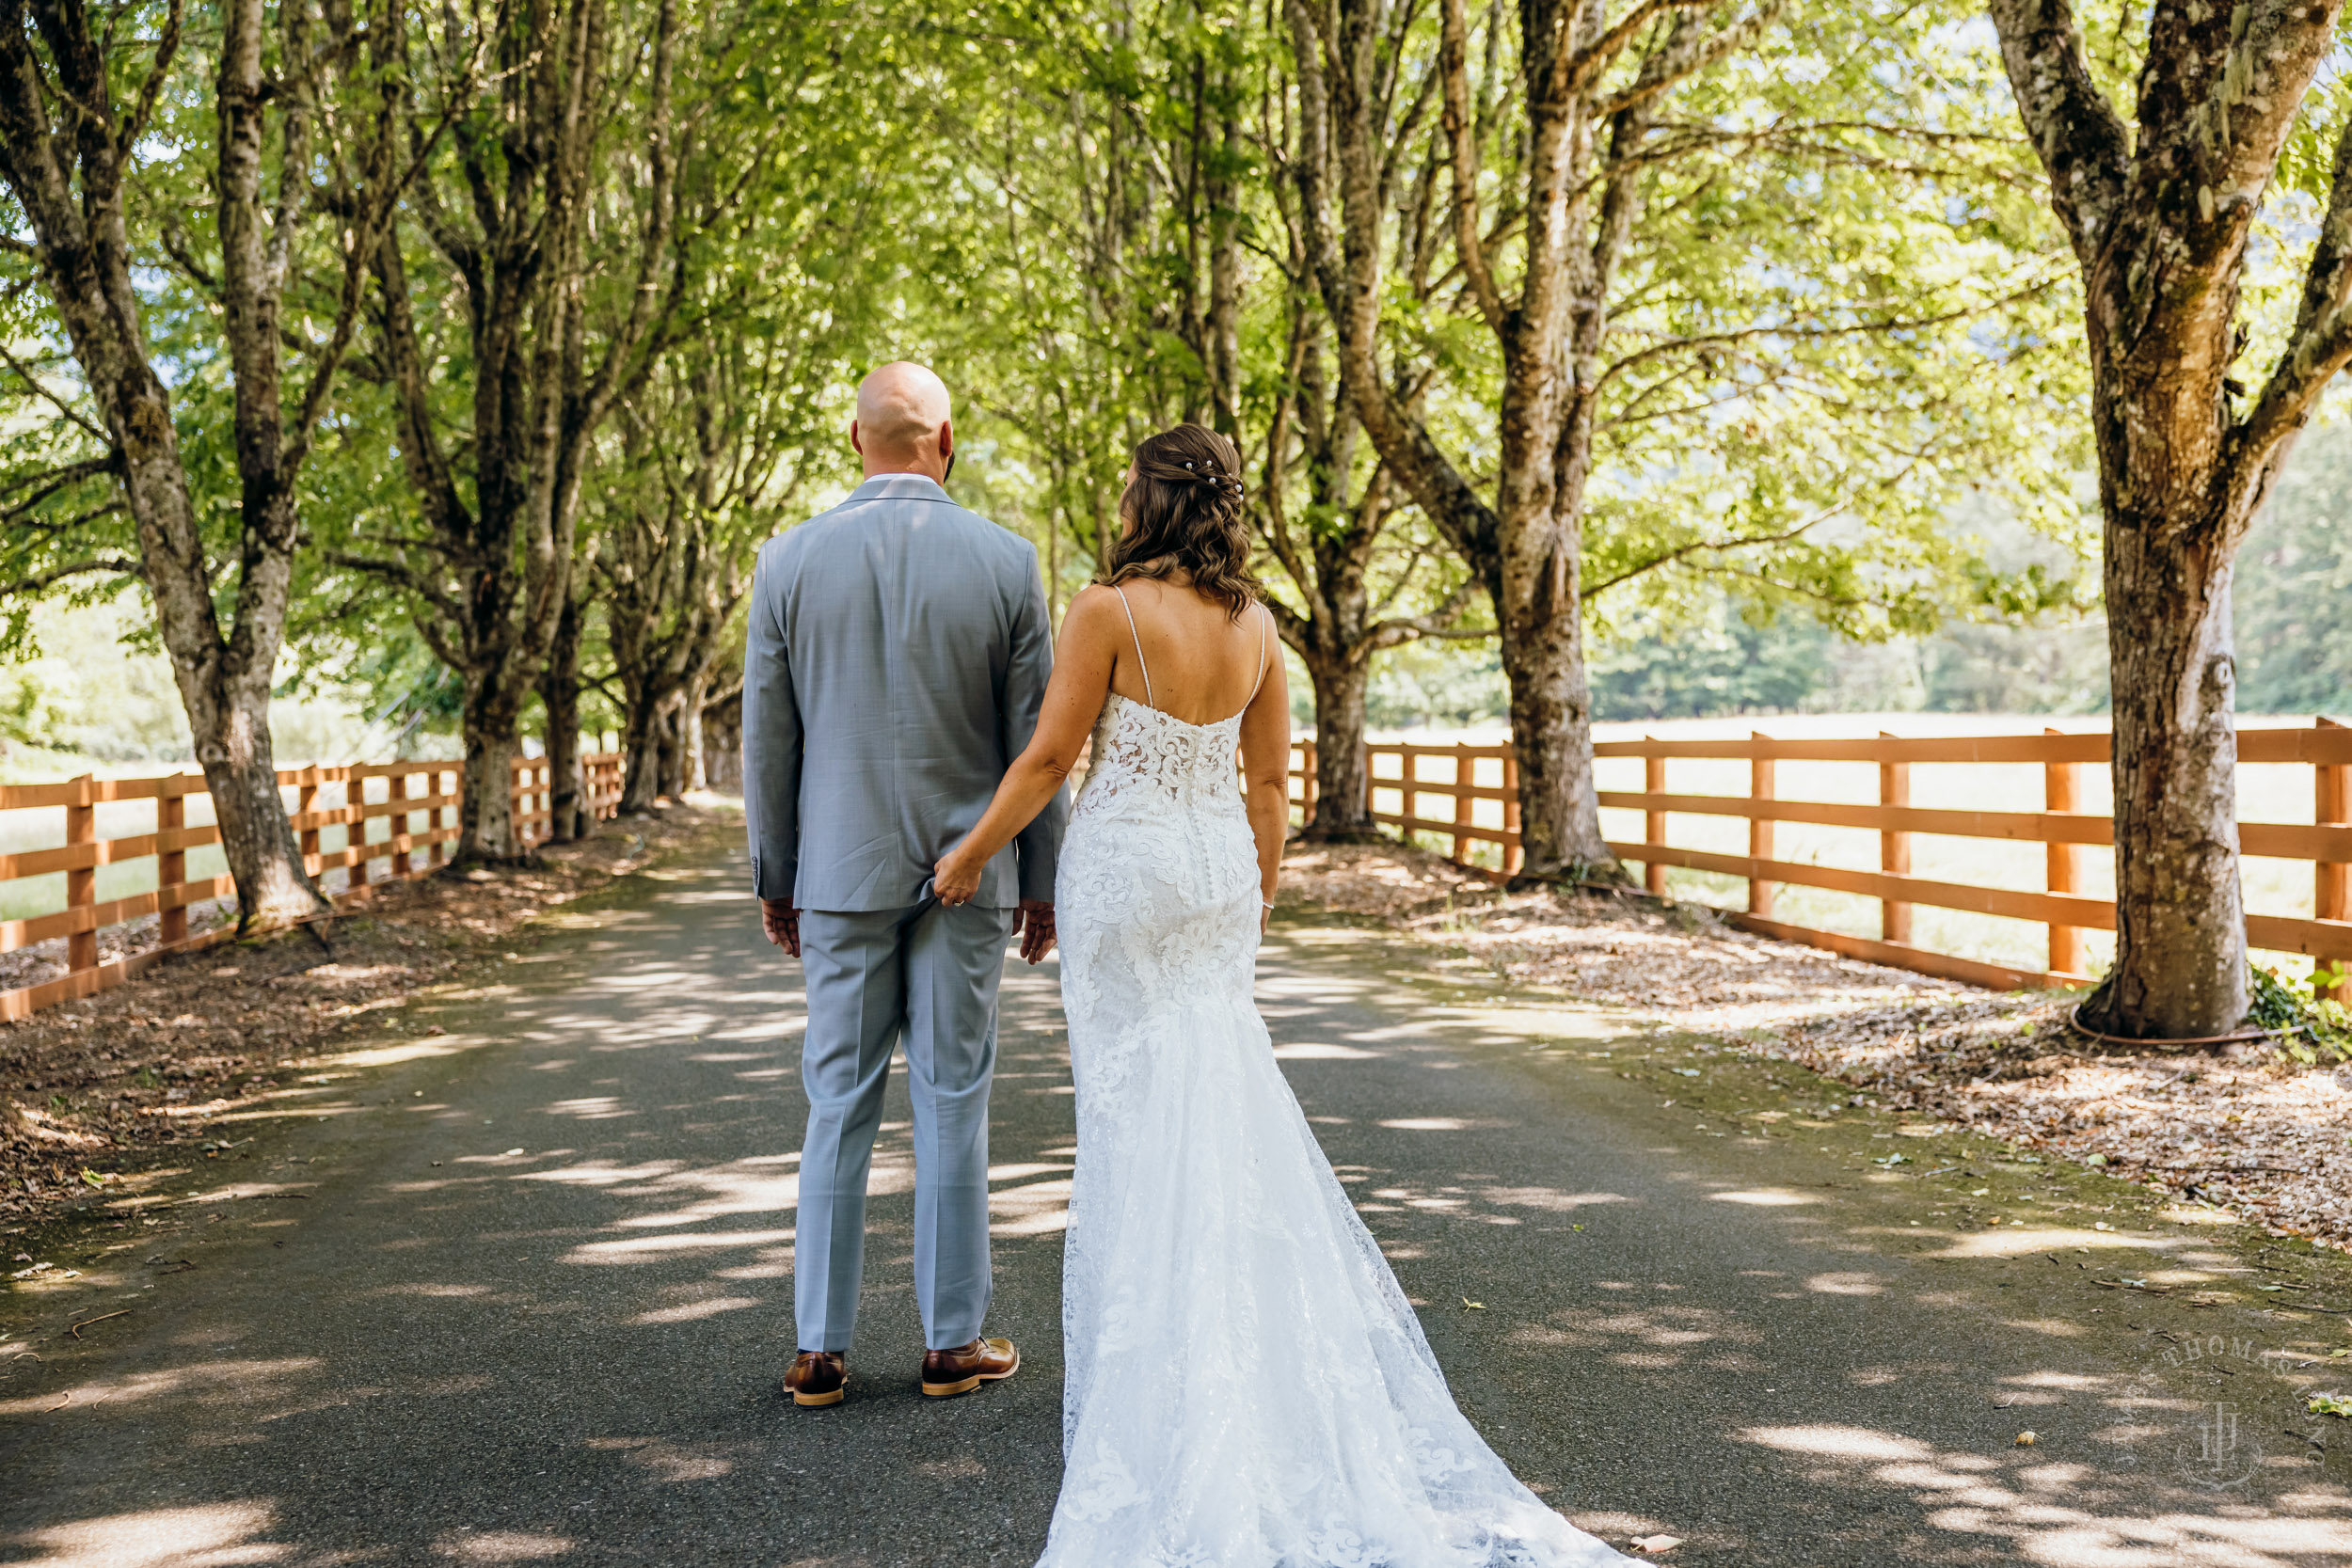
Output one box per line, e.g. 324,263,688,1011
742,361,1067,1408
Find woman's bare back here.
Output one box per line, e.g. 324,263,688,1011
1099,576,1269,726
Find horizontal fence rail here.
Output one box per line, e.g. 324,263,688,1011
0,752,623,1023
1296,720,2352,998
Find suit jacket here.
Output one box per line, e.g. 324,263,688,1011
741,472,1067,911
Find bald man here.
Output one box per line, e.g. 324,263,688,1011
742,362,1067,1409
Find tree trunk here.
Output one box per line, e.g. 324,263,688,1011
2079,512,2249,1037
700,688,742,791
619,682,670,815
655,695,691,800
1982,1,2352,1037
1301,655,1375,838
457,705,523,865
1496,594,1611,880
680,672,709,793
190,676,321,929
537,594,589,844
540,696,587,846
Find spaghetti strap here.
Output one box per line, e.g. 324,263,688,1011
1248,603,1271,704
1111,586,1154,710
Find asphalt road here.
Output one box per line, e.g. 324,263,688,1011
4,843,2349,1566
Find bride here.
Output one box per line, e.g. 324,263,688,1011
932,423,1629,1566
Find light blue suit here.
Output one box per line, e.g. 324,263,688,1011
742,473,1066,1353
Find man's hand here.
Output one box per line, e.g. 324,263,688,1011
1018,899,1056,964
761,898,802,958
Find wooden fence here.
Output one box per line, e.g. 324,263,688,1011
0,752,623,1022
1290,721,2352,996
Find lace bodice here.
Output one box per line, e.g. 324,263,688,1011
1073,694,1246,816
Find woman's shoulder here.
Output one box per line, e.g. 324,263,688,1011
1066,582,1128,621
1057,584,1134,650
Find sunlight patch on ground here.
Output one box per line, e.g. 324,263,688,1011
538,1096,633,1119
1706,1187,1820,1207
1377,1117,1513,1132
1470,1186,1630,1212
317,1038,476,1069
1738,1422,2352,1565
1998,1319,2091,1338
628,1295,763,1325
528,1152,846,1238
991,1173,1073,1237
517,1161,688,1187
583,1435,737,1481
5,1501,285,1567
564,1228,794,1263
1270,1041,1381,1060
580,968,708,991
435,1529,576,1561
1927,1227,2186,1259
0,1359,322,1418
987,1163,1073,1182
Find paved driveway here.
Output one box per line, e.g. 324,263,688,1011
4,845,2347,1564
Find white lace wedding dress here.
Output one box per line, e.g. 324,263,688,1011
1039,601,1629,1568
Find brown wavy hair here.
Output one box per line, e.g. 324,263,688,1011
1101,423,1260,619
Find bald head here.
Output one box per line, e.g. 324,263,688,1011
851,362,954,482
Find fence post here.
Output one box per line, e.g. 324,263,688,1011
66,775,97,977
357,773,379,889
1644,741,1667,896
1453,743,1473,865
158,784,186,946
2320,716,2348,1003
1502,751,1522,876
1301,737,1319,826
1879,731,1911,945
296,768,323,872
396,767,417,879
2045,726,2087,977
1749,734,1775,919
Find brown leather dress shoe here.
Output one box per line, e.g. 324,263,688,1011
784,1350,847,1407
920,1336,1019,1398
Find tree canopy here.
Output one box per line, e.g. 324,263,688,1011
14,0,2345,1039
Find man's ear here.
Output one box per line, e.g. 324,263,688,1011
938,418,954,459
850,420,864,456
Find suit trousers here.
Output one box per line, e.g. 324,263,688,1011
794,900,1012,1353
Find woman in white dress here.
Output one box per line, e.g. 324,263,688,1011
932,423,1629,1567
